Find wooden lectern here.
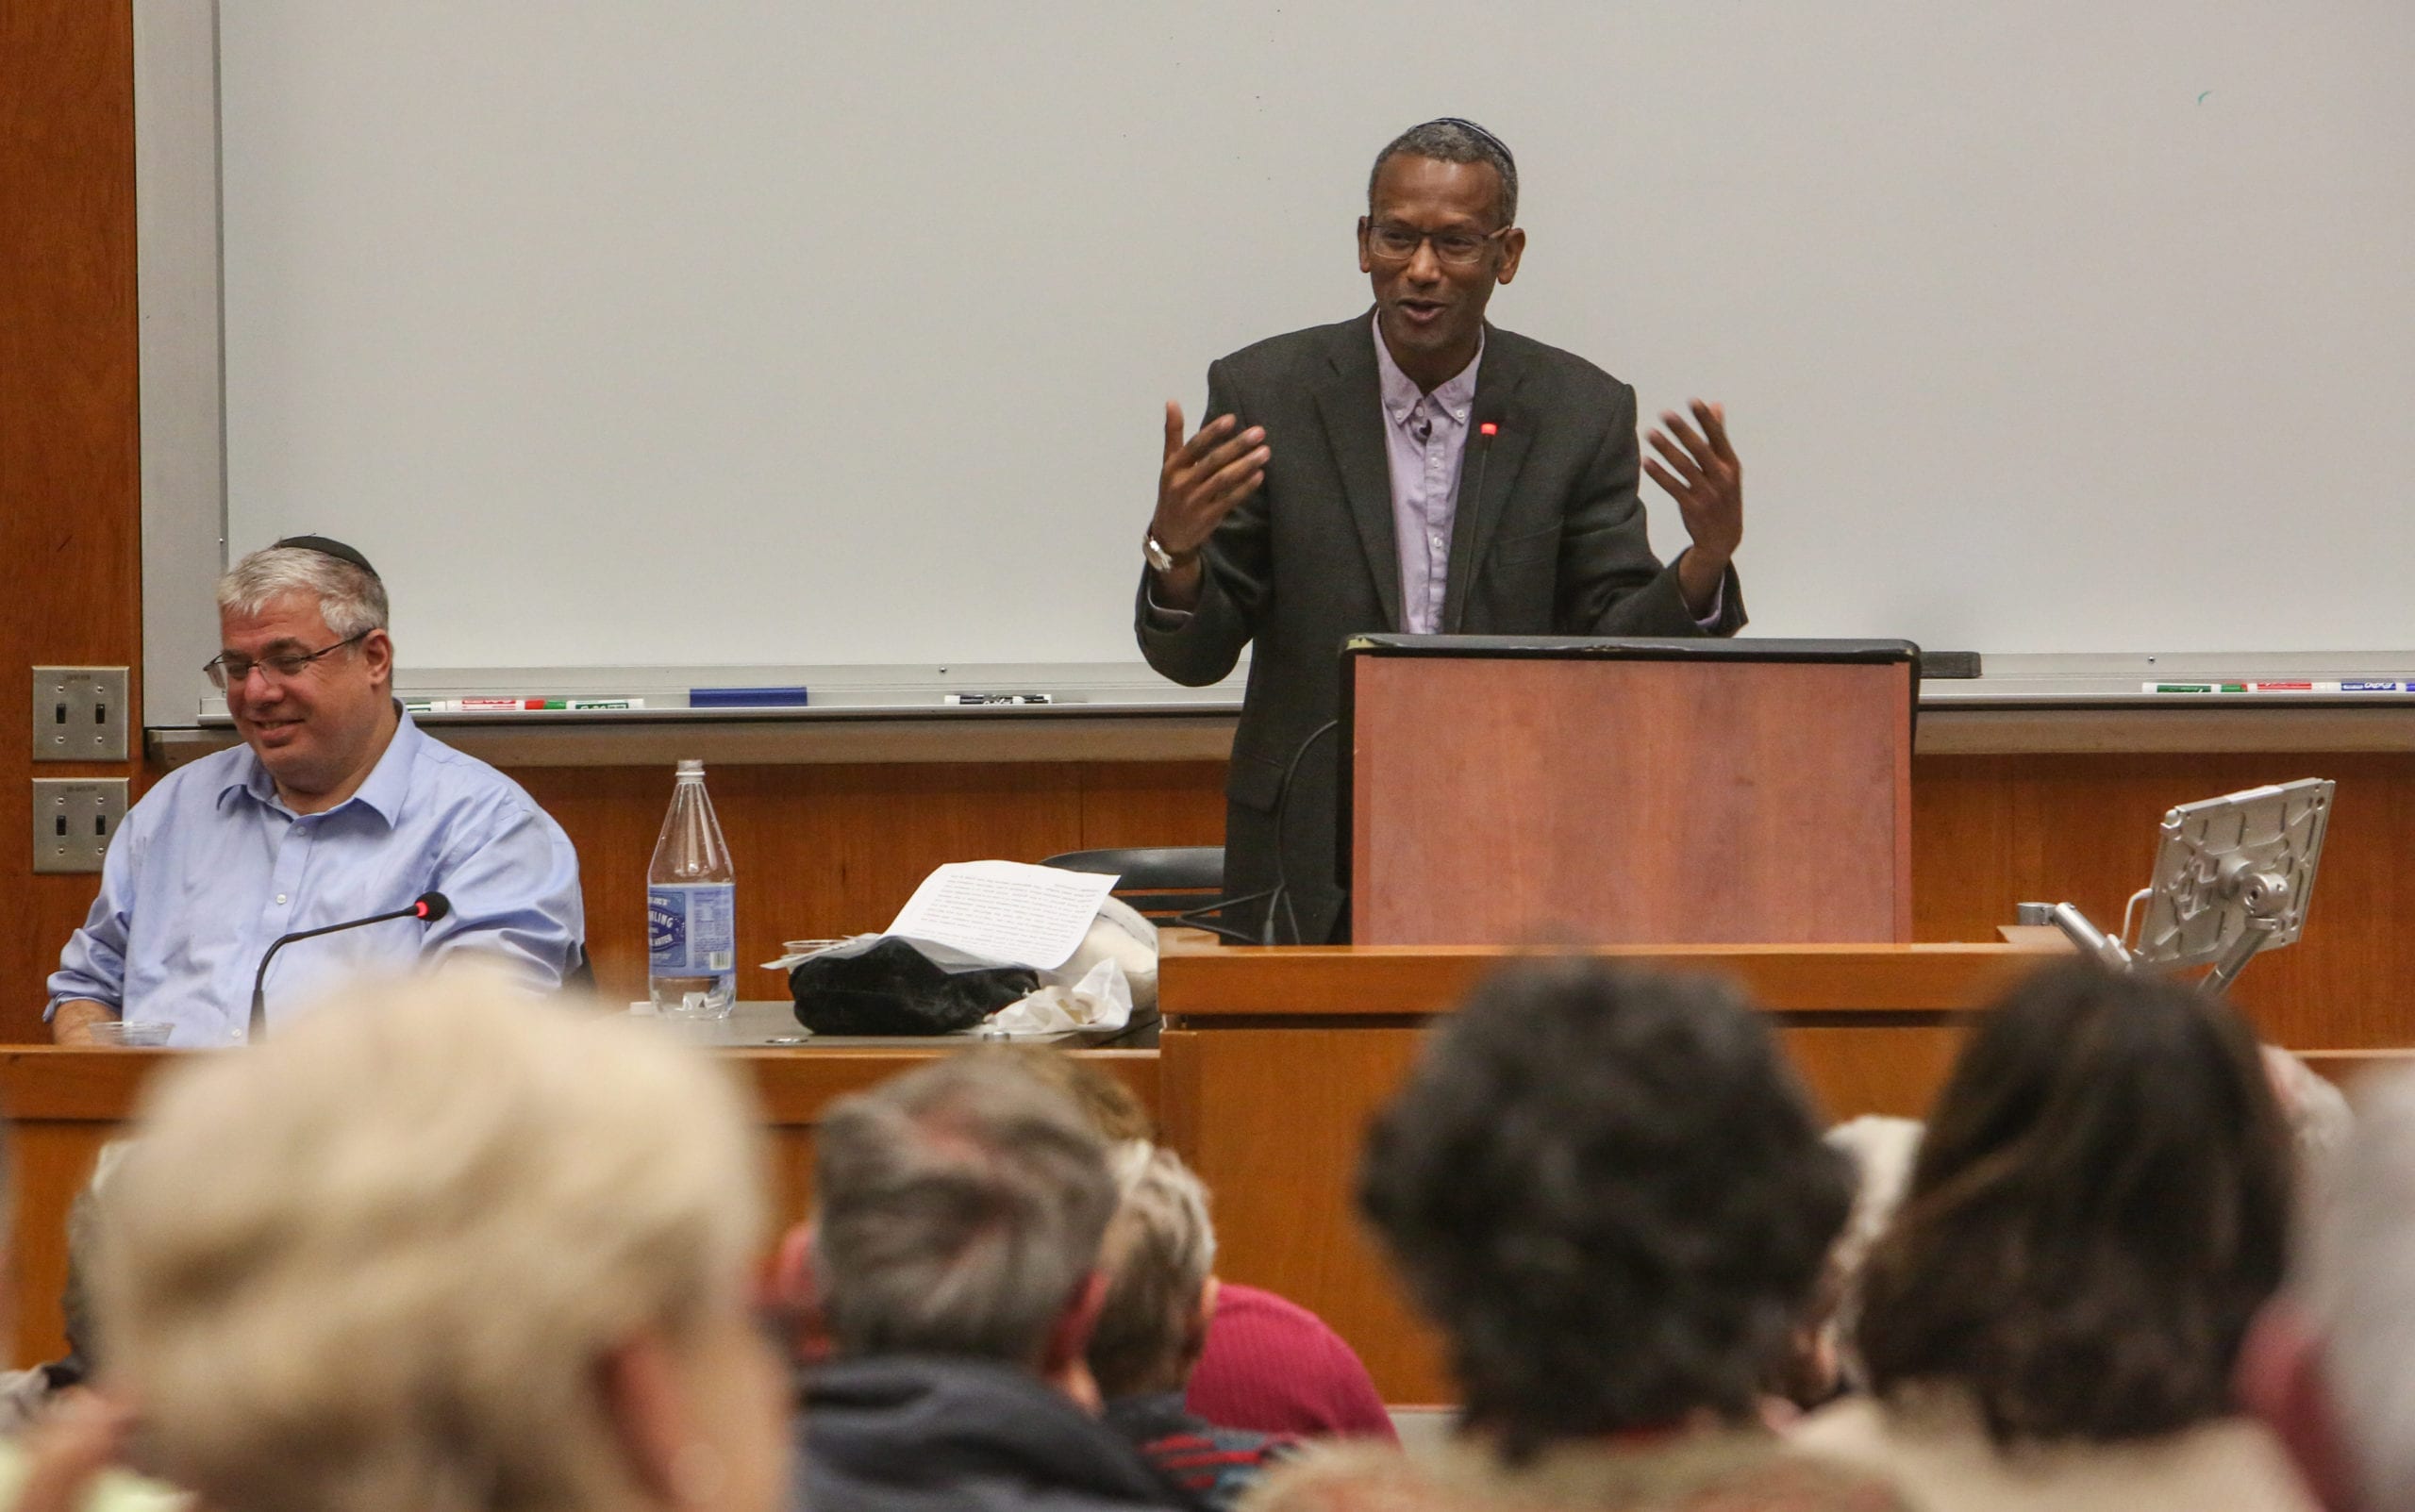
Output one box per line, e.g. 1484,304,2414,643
1341,637,1919,945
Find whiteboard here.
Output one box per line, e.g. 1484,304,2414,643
200,0,2415,676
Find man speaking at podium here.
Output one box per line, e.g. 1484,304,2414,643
1136,119,1749,943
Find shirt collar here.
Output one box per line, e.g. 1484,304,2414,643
1373,312,1483,428
219,704,423,827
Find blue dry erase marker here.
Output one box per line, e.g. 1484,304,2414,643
689,686,810,708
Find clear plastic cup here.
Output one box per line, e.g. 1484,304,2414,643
88,1021,174,1048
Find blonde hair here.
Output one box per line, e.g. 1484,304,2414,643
96,968,769,1512
1087,1140,1217,1398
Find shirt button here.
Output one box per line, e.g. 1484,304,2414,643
275,893,289,905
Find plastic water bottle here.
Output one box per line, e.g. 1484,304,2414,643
647,758,736,1017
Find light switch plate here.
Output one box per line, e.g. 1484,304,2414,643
31,667,130,762
31,779,128,873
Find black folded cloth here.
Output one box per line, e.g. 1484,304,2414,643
789,937,1038,1036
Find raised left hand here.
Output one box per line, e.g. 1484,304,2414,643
1644,400,1742,567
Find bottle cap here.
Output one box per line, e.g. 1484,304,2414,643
676,758,705,776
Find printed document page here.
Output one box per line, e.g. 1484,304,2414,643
886,860,1118,971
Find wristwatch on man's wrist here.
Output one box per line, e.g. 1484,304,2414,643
1143,532,1195,574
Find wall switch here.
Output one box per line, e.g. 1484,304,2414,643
31,779,128,873
31,667,130,762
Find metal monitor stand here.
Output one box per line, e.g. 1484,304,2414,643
2040,778,2330,998
2200,862,2295,996
2048,874,2294,996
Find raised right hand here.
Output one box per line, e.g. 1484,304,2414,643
1151,402,1271,561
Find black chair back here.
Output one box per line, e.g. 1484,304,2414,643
1041,846,1224,918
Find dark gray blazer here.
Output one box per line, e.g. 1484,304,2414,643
1136,313,1745,942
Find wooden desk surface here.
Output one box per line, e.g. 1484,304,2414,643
1158,933,2067,1019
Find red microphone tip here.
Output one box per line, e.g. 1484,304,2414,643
1480,422,1497,437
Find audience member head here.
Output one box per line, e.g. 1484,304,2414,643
1856,961,2292,1446
1088,1141,1218,1402
809,1050,1118,1388
55,1140,134,1386
210,539,398,805
1763,1116,1926,1412
2263,1043,2355,1167
1359,959,1852,1457
96,968,787,1512
1806,1114,1926,1399
2239,1066,2415,1512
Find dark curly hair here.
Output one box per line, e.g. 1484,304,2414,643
1357,959,1851,1456
1855,961,2292,1444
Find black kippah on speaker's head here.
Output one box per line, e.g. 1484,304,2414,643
1423,116,1515,175
271,535,381,581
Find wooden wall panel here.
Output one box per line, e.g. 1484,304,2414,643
0,0,142,1049
1912,752,2415,1049
34,748,2410,1047
1074,760,1227,852
514,747,2415,1048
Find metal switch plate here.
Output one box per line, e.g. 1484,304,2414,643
31,779,128,874
31,667,130,761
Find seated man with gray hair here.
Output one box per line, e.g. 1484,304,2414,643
1091,1141,1292,1512
798,1053,1182,1512
47,537,582,1045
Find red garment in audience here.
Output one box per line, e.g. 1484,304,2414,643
1186,1283,1398,1443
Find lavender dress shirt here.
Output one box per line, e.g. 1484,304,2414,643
1373,318,1482,635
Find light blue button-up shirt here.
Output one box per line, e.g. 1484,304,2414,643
48,709,584,1044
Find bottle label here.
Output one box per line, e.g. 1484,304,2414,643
648,884,736,974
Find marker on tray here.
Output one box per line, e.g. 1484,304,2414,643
403,697,646,714
943,692,1055,706
401,697,525,714
689,686,811,708
2140,680,2410,694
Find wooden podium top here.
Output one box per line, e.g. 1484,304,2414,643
1158,930,2068,1020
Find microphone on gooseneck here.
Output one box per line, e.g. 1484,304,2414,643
248,891,452,1041
1467,419,1500,534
